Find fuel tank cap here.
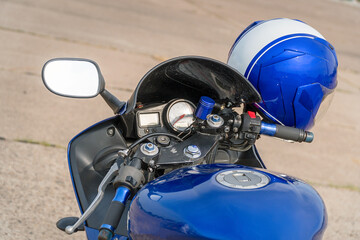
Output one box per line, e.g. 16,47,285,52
216,170,270,189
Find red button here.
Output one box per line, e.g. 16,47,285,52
247,111,256,119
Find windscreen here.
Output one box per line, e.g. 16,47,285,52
126,56,261,111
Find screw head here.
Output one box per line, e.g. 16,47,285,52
207,114,224,128
187,145,199,153
149,159,155,167
107,127,115,136
141,143,159,156
211,115,220,122
184,145,201,158
144,143,155,151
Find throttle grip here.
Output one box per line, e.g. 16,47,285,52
98,186,131,240
260,122,314,143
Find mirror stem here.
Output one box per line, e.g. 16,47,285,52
100,89,126,114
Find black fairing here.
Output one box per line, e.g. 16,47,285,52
68,117,130,236
126,56,261,112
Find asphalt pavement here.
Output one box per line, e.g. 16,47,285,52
0,0,359,239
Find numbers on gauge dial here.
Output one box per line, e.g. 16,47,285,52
167,101,195,132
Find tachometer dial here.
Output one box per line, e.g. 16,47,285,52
166,100,195,132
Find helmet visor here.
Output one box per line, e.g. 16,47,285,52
314,90,335,124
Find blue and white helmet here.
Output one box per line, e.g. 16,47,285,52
228,18,338,130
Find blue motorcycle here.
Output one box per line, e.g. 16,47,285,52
42,56,326,240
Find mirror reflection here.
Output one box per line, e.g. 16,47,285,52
42,59,102,98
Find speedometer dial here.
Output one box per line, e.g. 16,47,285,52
166,100,195,132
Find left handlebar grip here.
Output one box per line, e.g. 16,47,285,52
98,187,131,240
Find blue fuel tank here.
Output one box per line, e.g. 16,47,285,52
128,164,327,240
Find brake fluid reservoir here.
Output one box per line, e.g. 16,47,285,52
195,96,215,120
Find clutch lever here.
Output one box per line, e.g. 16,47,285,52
65,162,119,234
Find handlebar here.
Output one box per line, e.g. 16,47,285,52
260,122,314,143
231,111,314,144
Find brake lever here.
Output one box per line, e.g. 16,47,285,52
65,162,119,234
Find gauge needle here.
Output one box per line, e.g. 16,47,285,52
172,114,185,125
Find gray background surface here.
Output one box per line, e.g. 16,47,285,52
0,0,359,239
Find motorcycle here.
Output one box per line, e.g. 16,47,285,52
42,56,326,240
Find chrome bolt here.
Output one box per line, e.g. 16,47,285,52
187,145,199,153
184,145,201,158
211,115,220,122
144,143,155,151
207,114,224,128
141,143,159,156
107,127,115,136
149,159,155,168
118,149,130,157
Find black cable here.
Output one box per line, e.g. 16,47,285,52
177,122,194,138
128,132,182,151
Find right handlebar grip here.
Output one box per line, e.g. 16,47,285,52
100,201,125,231
98,187,130,240
260,122,314,143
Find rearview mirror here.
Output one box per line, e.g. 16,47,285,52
42,58,105,98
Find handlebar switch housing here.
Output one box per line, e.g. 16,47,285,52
238,113,262,145
113,159,145,190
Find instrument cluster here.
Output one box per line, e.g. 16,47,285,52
136,99,195,137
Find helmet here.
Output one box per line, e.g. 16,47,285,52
227,18,338,130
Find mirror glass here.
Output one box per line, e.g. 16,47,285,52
42,59,102,98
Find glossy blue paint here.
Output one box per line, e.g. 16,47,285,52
260,122,277,136
113,187,131,204
228,19,338,130
85,226,128,240
85,226,99,240
129,164,327,240
247,35,337,129
100,224,115,233
118,102,127,115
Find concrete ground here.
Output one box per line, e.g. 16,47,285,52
0,0,359,239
